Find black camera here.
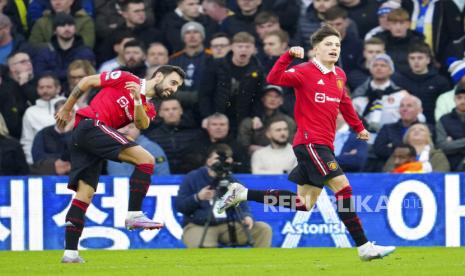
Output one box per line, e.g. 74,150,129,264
210,151,233,179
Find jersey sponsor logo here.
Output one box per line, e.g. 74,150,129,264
327,161,338,171
315,93,325,103
317,79,325,85
314,93,341,103
116,96,129,108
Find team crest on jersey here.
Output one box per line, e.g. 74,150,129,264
336,79,344,91
327,161,338,171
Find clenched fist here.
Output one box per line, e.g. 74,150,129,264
289,46,305,59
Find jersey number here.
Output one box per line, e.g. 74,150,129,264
105,71,122,80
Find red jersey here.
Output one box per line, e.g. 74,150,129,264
75,71,157,129
267,52,364,151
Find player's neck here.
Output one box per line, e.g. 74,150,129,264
314,57,335,71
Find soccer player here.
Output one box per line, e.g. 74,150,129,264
217,25,396,261
55,65,186,263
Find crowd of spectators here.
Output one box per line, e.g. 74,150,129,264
1,0,465,176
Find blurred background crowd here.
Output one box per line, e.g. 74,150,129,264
1,0,465,176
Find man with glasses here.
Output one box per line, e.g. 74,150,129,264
209,33,231,59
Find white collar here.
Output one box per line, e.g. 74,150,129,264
140,79,150,100
370,79,391,90
312,58,337,75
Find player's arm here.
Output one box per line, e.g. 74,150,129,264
266,46,304,87
55,74,101,129
125,81,150,130
340,90,369,141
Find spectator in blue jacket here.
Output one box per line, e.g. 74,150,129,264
175,143,271,248
33,13,95,84
334,113,368,172
107,123,170,176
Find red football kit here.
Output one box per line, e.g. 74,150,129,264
266,52,364,151
75,71,157,129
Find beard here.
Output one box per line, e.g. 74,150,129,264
154,82,173,98
271,137,288,147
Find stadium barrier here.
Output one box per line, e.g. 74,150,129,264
0,173,464,250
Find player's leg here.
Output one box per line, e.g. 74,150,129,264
118,145,163,230
62,180,96,263
327,175,395,261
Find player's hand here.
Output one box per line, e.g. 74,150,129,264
125,81,141,100
242,216,254,230
357,129,370,141
55,106,73,130
289,46,304,59
197,186,216,201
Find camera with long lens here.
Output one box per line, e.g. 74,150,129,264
209,151,233,193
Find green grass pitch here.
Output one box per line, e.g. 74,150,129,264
0,247,464,275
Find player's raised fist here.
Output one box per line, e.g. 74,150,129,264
289,46,304,59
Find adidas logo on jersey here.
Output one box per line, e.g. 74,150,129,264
317,79,325,85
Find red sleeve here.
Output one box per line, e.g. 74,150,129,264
100,71,139,90
266,52,303,87
340,89,365,133
144,101,157,121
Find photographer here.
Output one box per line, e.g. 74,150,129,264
175,144,272,248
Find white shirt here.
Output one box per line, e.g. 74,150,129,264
251,144,297,174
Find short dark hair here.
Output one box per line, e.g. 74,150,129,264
254,11,279,26
324,6,348,21
123,39,146,52
38,73,60,87
151,65,186,80
265,115,288,131
206,143,233,159
119,0,144,11
408,42,432,58
364,37,385,47
395,143,417,157
210,32,231,43
310,24,341,47
264,29,289,44
203,0,226,7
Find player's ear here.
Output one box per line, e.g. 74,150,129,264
154,72,164,83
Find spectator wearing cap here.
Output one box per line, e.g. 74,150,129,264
374,8,424,75
352,53,409,134
0,13,33,64
435,57,465,122
28,0,95,48
98,31,135,73
347,37,385,90
161,0,217,53
199,32,264,135
169,21,212,123
238,84,296,155
392,42,450,124
436,85,465,171
364,0,400,40
338,0,379,39
33,13,95,84
324,6,363,73
251,116,297,174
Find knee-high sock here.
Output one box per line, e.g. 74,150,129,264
129,163,153,211
247,189,309,211
65,199,89,250
335,186,368,246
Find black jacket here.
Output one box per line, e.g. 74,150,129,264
436,110,465,170
392,68,451,124
0,135,29,175
143,120,202,174
341,0,379,39
198,53,264,130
